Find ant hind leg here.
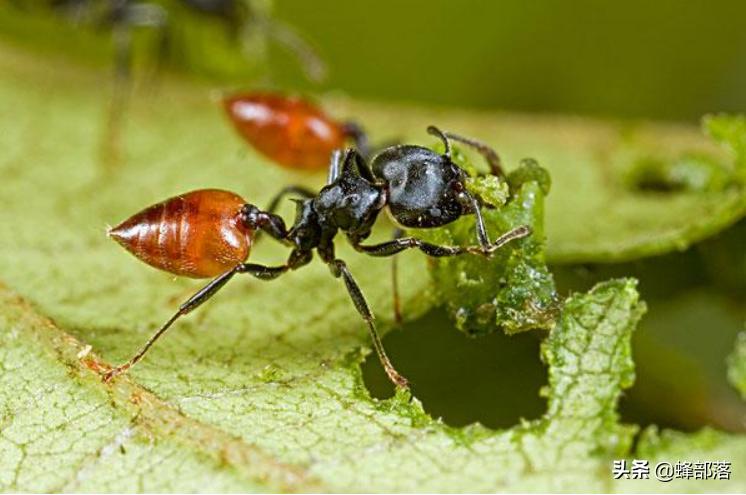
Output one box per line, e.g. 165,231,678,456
101,261,289,382
390,228,404,324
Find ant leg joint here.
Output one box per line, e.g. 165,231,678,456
468,225,532,256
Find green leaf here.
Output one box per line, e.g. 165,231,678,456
705,114,746,179
0,287,314,492
616,427,746,492
728,332,746,400
1,267,653,491
1,40,744,492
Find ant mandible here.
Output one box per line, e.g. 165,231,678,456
105,126,531,388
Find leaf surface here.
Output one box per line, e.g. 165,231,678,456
0,41,744,492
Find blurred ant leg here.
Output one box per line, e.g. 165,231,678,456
102,262,289,382
100,2,169,170
328,259,409,389
99,21,132,170
353,224,531,258
143,5,170,87
390,228,405,324
253,14,327,82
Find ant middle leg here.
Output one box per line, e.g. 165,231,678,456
101,261,289,383
328,259,409,389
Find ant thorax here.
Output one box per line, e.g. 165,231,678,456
286,199,323,252
313,165,385,242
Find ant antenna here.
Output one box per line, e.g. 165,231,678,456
427,125,451,158
442,131,504,177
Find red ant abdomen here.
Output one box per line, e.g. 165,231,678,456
109,189,253,278
223,92,347,170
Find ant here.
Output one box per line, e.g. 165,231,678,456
20,1,325,82
15,1,325,166
223,91,367,171
105,126,531,388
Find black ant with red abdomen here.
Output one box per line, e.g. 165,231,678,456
105,126,531,388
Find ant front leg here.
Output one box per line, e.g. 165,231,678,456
101,261,290,383
352,224,531,259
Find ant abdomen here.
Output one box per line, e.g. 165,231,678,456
109,189,253,278
223,92,349,170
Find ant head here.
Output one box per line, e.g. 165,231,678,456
314,149,385,241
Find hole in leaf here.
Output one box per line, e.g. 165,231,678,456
361,307,546,429
624,154,732,194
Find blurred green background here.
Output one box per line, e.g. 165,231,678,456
274,0,746,121
6,0,746,120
